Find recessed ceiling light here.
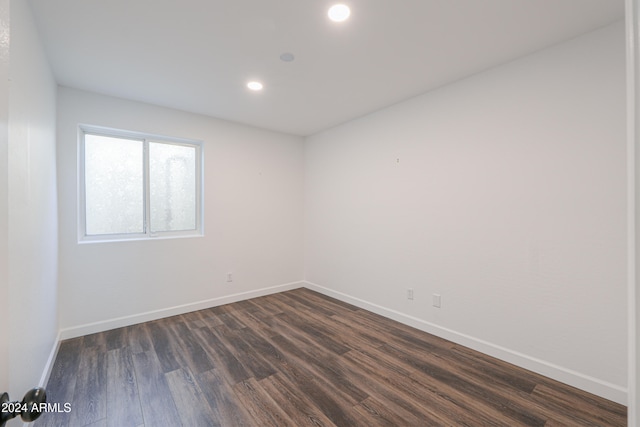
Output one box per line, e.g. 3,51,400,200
247,81,263,91
328,4,350,22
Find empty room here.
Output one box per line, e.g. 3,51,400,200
1,0,638,426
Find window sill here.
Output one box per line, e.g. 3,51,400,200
78,231,204,245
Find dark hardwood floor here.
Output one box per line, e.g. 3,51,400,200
34,288,626,426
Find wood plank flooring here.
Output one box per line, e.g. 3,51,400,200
34,288,626,426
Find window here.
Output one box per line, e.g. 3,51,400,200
79,126,203,242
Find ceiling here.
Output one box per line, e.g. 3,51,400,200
27,0,624,136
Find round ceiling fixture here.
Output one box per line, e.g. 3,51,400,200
328,4,350,22
280,52,295,62
247,81,263,91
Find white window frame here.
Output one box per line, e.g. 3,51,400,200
78,124,204,243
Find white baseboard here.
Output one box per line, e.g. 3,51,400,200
27,332,63,427
303,280,628,406
38,330,62,388
59,281,304,340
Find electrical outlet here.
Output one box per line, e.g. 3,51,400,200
433,293,441,308
226,272,233,282
407,288,414,300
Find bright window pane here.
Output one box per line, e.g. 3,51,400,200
84,134,144,235
149,142,196,232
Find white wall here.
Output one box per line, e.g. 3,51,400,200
305,22,627,403
57,87,304,335
6,0,58,397
0,0,9,395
